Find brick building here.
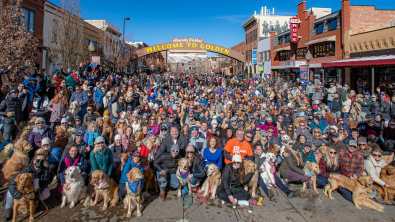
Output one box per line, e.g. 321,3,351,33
230,41,245,76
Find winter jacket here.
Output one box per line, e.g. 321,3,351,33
363,154,387,186
94,87,104,104
23,78,40,102
0,95,22,124
343,99,352,113
119,157,144,184
156,134,188,158
90,148,113,175
9,164,50,200
140,137,161,161
83,113,98,123
189,135,207,154
312,91,323,101
356,121,381,137
108,144,125,163
27,126,56,151
301,150,317,164
358,98,372,114
61,140,89,162
309,122,325,134
189,154,206,179
47,100,68,123
306,84,315,94
69,90,89,109
153,152,182,174
58,152,88,186
371,101,380,114
221,164,253,196
280,151,304,178
380,101,391,120
383,127,395,140
390,103,395,119
111,101,124,120
327,86,336,101
331,98,343,112
47,146,63,164
148,124,160,135
66,75,76,90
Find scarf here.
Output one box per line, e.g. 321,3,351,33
88,131,100,147
178,168,189,180
127,180,140,194
65,154,80,168
96,175,107,190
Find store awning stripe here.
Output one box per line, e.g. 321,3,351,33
322,59,395,67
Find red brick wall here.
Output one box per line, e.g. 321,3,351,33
231,41,245,75
244,22,259,64
350,5,395,35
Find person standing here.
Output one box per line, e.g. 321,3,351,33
69,85,89,119
47,91,69,130
0,88,22,141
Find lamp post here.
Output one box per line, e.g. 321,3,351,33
123,17,130,43
305,49,312,82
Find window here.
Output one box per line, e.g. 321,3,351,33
279,37,283,45
329,19,337,31
313,42,335,57
84,39,90,44
285,35,290,43
21,7,35,34
295,48,307,59
316,23,323,34
279,51,290,61
391,22,395,27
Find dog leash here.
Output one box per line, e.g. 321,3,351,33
196,182,210,203
35,189,49,220
177,174,193,206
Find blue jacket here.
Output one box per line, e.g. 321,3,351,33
47,146,63,163
23,78,40,102
119,157,144,188
94,87,104,104
58,152,88,185
300,149,317,164
309,122,325,133
69,90,89,109
90,148,113,175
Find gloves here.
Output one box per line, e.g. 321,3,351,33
6,112,15,118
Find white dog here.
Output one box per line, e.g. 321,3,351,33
260,152,276,188
61,166,90,208
69,101,81,117
280,135,291,157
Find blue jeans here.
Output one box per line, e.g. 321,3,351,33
344,112,349,119
338,188,353,202
181,177,201,195
327,101,332,110
258,174,289,197
78,107,87,120
37,95,45,110
316,175,329,186
156,172,179,191
277,155,283,165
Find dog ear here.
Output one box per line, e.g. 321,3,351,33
15,174,22,183
28,173,34,181
178,159,183,167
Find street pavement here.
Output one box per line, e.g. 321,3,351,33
1,182,394,222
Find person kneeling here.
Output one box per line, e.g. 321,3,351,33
4,153,51,221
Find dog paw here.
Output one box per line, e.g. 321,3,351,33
127,213,131,218
329,197,335,200
314,191,319,195
102,205,108,211
91,202,97,207
60,203,66,208
69,203,75,209
137,212,142,217
301,189,305,193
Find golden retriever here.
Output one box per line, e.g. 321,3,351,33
12,173,36,222
301,162,321,194
123,168,144,218
61,166,90,209
353,182,384,212
141,156,158,193
53,126,68,150
324,175,373,200
374,165,395,203
134,131,145,151
198,164,221,200
0,143,14,165
176,158,192,198
90,170,120,210
119,153,132,172
0,141,32,186
101,117,115,144
243,160,259,198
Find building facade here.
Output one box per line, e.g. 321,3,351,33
257,37,272,79
231,42,245,76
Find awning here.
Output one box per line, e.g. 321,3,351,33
322,55,395,67
273,46,291,52
305,35,336,46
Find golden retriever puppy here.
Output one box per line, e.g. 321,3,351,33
0,143,14,165
0,141,32,186
101,117,115,144
90,170,120,210
12,173,36,222
243,160,259,198
176,158,192,198
301,162,321,194
123,168,144,218
141,156,158,193
199,164,221,200
324,175,373,200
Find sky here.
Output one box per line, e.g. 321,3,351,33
52,0,392,50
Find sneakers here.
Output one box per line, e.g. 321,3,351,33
4,208,12,221
286,189,301,198
159,190,166,200
268,189,275,201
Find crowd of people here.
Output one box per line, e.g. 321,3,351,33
0,64,394,220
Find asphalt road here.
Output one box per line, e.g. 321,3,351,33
2,182,394,222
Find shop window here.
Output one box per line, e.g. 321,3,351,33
329,19,337,31
313,42,335,58
285,35,290,43
352,67,370,94
21,7,35,34
295,48,307,59
279,51,290,61
377,67,395,96
316,23,323,34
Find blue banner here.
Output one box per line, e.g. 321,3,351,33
299,65,308,83
252,50,256,64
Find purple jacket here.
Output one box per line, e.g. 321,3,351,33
148,124,160,135
47,100,68,123
27,126,57,151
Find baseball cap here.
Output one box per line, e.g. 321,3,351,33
230,117,237,122
61,118,68,124
171,144,180,152
190,126,199,132
41,137,51,146
365,92,370,95
160,124,168,131
250,115,255,119
232,154,242,163
169,114,175,118
348,140,357,147
303,141,312,147
161,111,166,115
357,137,367,144
76,129,84,136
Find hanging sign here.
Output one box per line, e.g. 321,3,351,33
299,65,308,83
290,17,301,43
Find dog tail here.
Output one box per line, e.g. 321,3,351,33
83,196,92,207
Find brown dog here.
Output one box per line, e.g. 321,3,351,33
374,165,395,203
141,156,158,193
0,143,14,165
119,153,132,172
382,153,395,165
353,182,384,212
90,170,120,210
1,141,32,186
53,126,68,150
324,175,373,200
12,173,36,222
301,162,321,194
123,168,144,217
101,117,115,144
176,158,192,198
199,164,221,200
243,160,259,198
134,132,145,151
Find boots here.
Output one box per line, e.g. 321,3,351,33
4,208,12,221
160,191,166,200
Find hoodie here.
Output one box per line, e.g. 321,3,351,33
119,156,144,186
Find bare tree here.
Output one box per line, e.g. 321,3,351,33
102,32,133,72
0,0,38,87
46,0,87,71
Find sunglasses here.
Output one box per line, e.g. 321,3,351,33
329,151,337,154
97,142,105,145
268,131,274,133
300,125,305,126
172,150,179,153
246,135,252,138
359,144,366,146
186,151,194,154
133,155,141,158
75,119,81,121
373,154,382,158
314,131,320,133
37,122,44,125
120,122,125,124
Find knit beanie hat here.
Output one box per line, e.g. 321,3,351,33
186,143,194,152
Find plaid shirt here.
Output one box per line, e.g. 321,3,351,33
318,158,346,178
338,149,364,177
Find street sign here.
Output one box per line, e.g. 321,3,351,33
252,50,257,64
259,66,263,71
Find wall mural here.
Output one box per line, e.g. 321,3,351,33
262,21,289,37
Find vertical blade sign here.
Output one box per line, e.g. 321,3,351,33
290,17,301,43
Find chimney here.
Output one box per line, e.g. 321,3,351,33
264,6,267,15
261,7,264,15
298,1,307,18
342,0,350,33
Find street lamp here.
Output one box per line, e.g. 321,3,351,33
305,49,312,81
123,17,130,43
88,41,96,63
